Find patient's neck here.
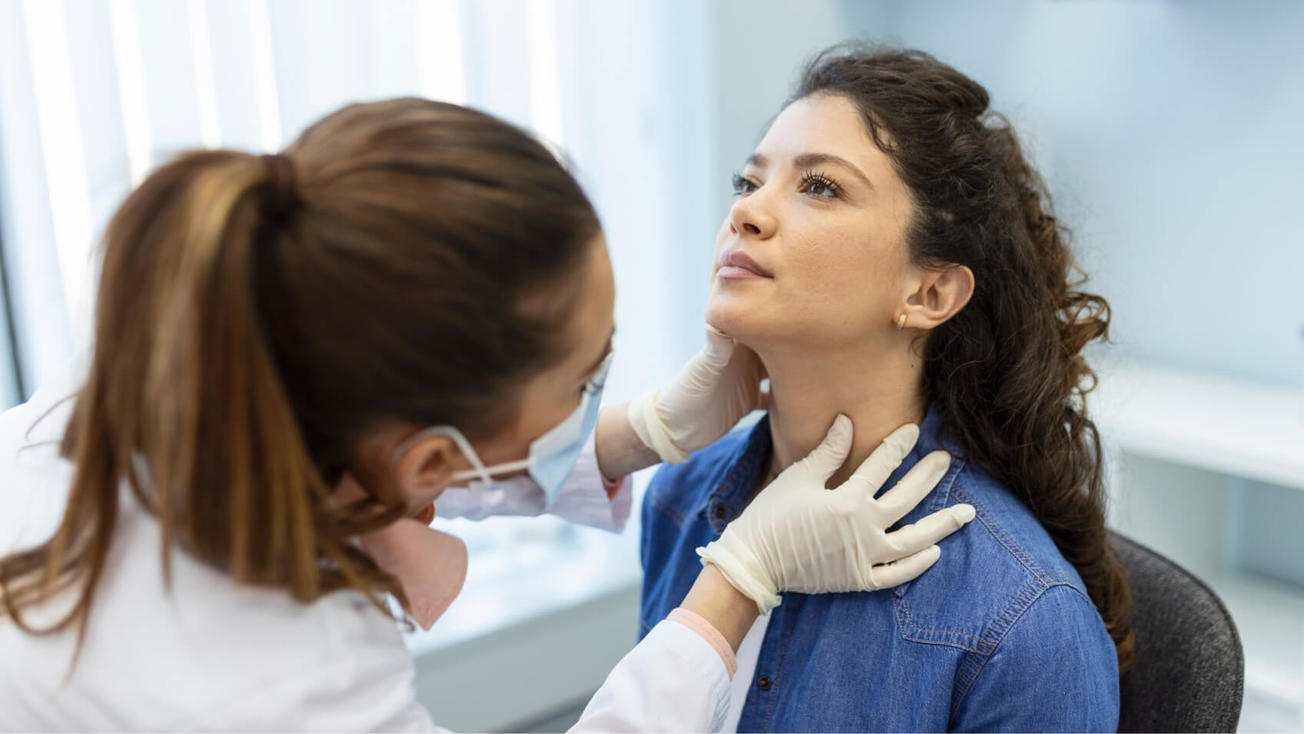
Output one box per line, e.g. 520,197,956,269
761,341,925,489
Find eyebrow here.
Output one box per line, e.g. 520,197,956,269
582,326,616,379
745,151,874,190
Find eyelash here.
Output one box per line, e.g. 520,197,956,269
729,169,842,199
730,171,756,197
798,169,841,198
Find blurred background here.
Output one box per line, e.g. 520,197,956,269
0,0,1300,730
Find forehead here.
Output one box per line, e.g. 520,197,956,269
753,94,884,169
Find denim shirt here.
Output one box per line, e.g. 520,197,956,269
639,409,1119,732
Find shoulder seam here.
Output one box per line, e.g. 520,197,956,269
952,484,1058,586
949,582,1090,720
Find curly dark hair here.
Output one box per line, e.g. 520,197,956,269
792,44,1134,671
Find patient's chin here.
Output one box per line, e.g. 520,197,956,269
706,297,776,347
705,295,746,336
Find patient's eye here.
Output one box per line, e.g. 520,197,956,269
799,170,841,199
731,172,758,197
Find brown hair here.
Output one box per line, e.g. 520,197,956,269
793,45,1134,670
0,98,600,657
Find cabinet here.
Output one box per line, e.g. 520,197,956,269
1094,364,1304,731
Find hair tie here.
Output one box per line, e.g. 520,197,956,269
261,152,299,218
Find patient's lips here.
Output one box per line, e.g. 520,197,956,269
717,249,774,280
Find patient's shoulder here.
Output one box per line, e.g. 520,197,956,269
891,458,1103,655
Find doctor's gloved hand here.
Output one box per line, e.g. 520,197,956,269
696,415,977,614
626,325,765,463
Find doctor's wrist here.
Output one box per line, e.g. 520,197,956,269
678,563,760,653
595,402,661,484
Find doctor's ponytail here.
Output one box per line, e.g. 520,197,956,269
0,149,406,653
0,99,600,657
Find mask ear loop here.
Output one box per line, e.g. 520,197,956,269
392,425,499,488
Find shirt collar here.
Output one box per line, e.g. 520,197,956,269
698,405,959,534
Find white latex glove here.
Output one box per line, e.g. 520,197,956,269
627,325,765,463
697,415,977,613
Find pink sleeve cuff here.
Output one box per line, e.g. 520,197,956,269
667,608,738,679
600,471,626,498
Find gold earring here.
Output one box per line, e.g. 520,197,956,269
896,313,907,330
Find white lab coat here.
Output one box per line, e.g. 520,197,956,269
0,367,731,732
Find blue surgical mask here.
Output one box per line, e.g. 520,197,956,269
396,352,612,508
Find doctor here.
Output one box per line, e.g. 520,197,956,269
0,98,975,731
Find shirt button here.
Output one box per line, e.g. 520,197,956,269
757,675,772,691
712,504,727,519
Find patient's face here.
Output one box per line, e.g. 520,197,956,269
707,93,915,351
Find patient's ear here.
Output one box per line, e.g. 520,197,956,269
901,264,974,330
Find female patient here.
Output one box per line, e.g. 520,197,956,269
640,46,1132,732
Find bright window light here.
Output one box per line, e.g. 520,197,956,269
21,0,95,325
107,0,152,186
416,0,466,105
526,0,564,150
187,0,222,149
245,0,281,151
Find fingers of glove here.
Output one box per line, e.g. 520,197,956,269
865,545,942,590
839,423,920,498
874,450,952,525
880,503,976,559
792,413,854,481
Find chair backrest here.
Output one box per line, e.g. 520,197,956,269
1112,532,1245,732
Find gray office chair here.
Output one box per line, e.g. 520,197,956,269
1112,532,1244,732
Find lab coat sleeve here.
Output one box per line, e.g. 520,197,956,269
570,618,732,733
432,436,633,533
